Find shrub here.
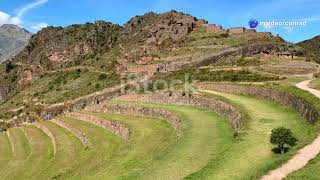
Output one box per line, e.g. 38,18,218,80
95,83,101,89
98,74,107,80
270,127,298,154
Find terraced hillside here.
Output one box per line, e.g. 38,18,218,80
0,85,319,179
1,10,320,180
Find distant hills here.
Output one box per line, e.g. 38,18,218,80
298,36,320,63
0,24,32,63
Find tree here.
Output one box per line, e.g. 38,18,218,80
270,127,298,154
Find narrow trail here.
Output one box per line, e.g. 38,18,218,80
261,79,320,180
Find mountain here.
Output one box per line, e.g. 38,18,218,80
0,24,32,63
298,36,320,63
0,10,308,120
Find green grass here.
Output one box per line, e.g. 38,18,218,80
79,111,177,179
35,121,84,179
50,116,126,179
5,125,53,180
193,90,320,179
286,154,320,179
309,79,320,91
0,132,12,170
158,68,279,84
0,128,31,177
0,69,120,111
110,101,234,179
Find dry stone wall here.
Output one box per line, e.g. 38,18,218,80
87,104,182,136
52,119,90,149
34,122,57,155
118,92,242,134
67,112,130,141
199,83,320,123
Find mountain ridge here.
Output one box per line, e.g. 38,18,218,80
0,24,32,63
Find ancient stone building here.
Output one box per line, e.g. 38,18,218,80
227,27,246,34
201,24,226,33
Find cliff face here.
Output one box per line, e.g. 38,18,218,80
0,24,32,62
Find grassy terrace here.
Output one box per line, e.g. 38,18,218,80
110,103,233,179
309,78,320,91
0,83,320,179
0,132,12,171
36,121,83,179
0,128,31,178
189,90,320,179
5,125,53,180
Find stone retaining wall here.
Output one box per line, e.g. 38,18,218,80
118,92,242,135
199,83,320,123
67,112,129,141
52,119,90,149
87,104,182,136
34,122,57,155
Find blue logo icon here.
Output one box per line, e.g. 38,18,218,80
249,19,259,28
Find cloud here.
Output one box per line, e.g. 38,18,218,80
0,0,48,29
0,11,22,26
17,0,48,18
31,22,48,31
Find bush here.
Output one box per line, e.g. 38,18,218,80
98,74,107,80
270,127,298,154
95,83,101,89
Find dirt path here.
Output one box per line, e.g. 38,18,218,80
261,79,320,180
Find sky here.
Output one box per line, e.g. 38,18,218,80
0,0,319,42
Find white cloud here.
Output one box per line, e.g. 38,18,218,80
0,0,49,29
31,22,48,31
17,0,48,18
0,11,22,26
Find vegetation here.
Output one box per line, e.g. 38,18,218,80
270,127,298,154
309,79,320,91
160,68,279,83
188,91,320,179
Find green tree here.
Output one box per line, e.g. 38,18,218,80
270,127,298,154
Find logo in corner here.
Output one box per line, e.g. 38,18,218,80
248,19,259,28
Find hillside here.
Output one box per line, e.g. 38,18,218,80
0,10,312,119
0,10,320,179
0,24,32,63
298,35,320,63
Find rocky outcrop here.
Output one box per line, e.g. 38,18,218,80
67,112,129,141
13,22,123,69
118,92,242,135
199,83,320,123
52,119,90,149
86,104,182,136
0,84,11,102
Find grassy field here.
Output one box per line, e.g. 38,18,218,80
190,91,320,179
309,78,320,90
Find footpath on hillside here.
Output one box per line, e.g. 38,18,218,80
261,79,320,180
